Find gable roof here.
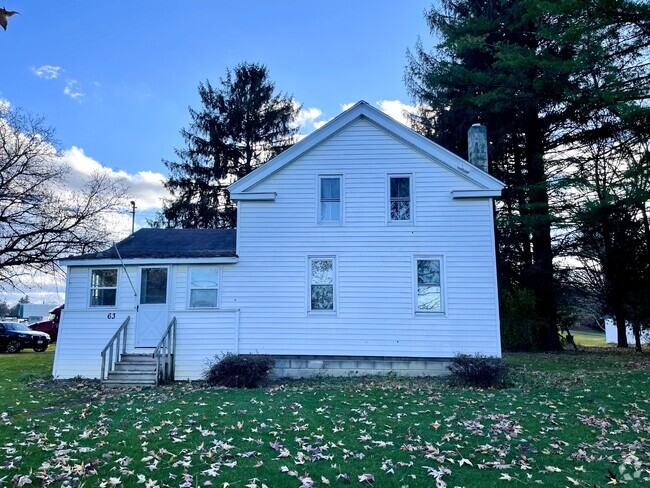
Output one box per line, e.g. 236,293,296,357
60,228,237,265
229,100,505,199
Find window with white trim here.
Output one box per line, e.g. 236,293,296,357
416,258,443,312
389,175,412,222
319,176,341,223
309,257,335,311
189,267,219,308
90,268,118,307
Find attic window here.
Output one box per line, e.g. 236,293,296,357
389,175,413,222
90,268,118,307
319,176,342,223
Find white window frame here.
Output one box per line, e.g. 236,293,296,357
88,267,119,308
387,173,415,224
413,255,446,314
187,266,221,309
307,255,337,314
317,174,344,225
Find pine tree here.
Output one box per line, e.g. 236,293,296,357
406,0,650,350
159,63,300,228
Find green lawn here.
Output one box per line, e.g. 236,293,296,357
567,330,609,348
0,350,648,487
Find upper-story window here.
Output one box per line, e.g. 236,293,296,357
389,175,413,222
90,268,118,307
319,176,341,223
189,267,219,308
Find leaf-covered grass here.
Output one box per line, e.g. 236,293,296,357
0,350,648,487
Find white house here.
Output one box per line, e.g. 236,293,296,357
605,318,650,345
53,101,505,384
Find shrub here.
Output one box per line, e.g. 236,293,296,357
447,353,510,388
203,353,275,388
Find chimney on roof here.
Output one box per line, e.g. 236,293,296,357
467,123,488,173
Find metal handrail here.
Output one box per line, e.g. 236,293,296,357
100,316,130,382
153,317,176,385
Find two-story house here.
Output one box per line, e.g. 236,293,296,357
52,101,505,385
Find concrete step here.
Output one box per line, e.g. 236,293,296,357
107,371,157,382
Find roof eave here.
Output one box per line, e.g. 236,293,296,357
60,256,240,267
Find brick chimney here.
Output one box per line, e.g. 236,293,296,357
467,124,488,173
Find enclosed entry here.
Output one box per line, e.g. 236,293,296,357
135,267,169,347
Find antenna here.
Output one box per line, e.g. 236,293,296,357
130,201,136,234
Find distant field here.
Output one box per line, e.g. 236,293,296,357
567,330,608,347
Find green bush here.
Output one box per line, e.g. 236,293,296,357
500,288,546,351
203,353,275,388
447,353,510,388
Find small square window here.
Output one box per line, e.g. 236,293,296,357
319,176,341,223
90,268,118,307
389,175,412,222
189,267,219,308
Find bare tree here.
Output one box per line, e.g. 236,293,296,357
0,105,128,290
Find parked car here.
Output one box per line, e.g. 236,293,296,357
29,305,63,342
0,322,50,353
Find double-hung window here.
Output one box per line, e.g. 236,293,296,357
189,267,219,308
319,176,341,223
389,175,412,222
415,258,443,312
309,257,335,311
90,268,118,307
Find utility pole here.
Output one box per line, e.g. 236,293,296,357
130,201,136,234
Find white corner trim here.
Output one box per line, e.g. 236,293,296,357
229,192,277,201
452,189,503,199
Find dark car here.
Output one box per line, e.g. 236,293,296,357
0,322,50,353
29,305,63,342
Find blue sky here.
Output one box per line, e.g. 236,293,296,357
1,0,435,303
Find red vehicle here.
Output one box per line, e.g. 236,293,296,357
29,305,63,342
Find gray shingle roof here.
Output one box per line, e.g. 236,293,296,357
68,228,237,260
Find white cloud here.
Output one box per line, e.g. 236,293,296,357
376,100,417,126
313,118,333,129
32,65,64,80
59,146,168,211
0,98,10,110
341,102,356,111
63,80,85,101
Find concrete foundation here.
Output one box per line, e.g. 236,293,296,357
271,355,450,378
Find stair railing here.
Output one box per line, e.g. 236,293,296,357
100,316,130,382
153,316,176,385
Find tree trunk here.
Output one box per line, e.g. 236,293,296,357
632,322,642,352
524,111,562,351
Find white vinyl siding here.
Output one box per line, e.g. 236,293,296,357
318,175,342,223
188,267,219,308
89,268,118,307
53,117,501,380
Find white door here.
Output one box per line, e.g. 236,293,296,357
135,267,169,347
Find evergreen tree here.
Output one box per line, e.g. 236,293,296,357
406,0,650,350
159,63,300,228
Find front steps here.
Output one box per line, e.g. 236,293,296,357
103,353,157,387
